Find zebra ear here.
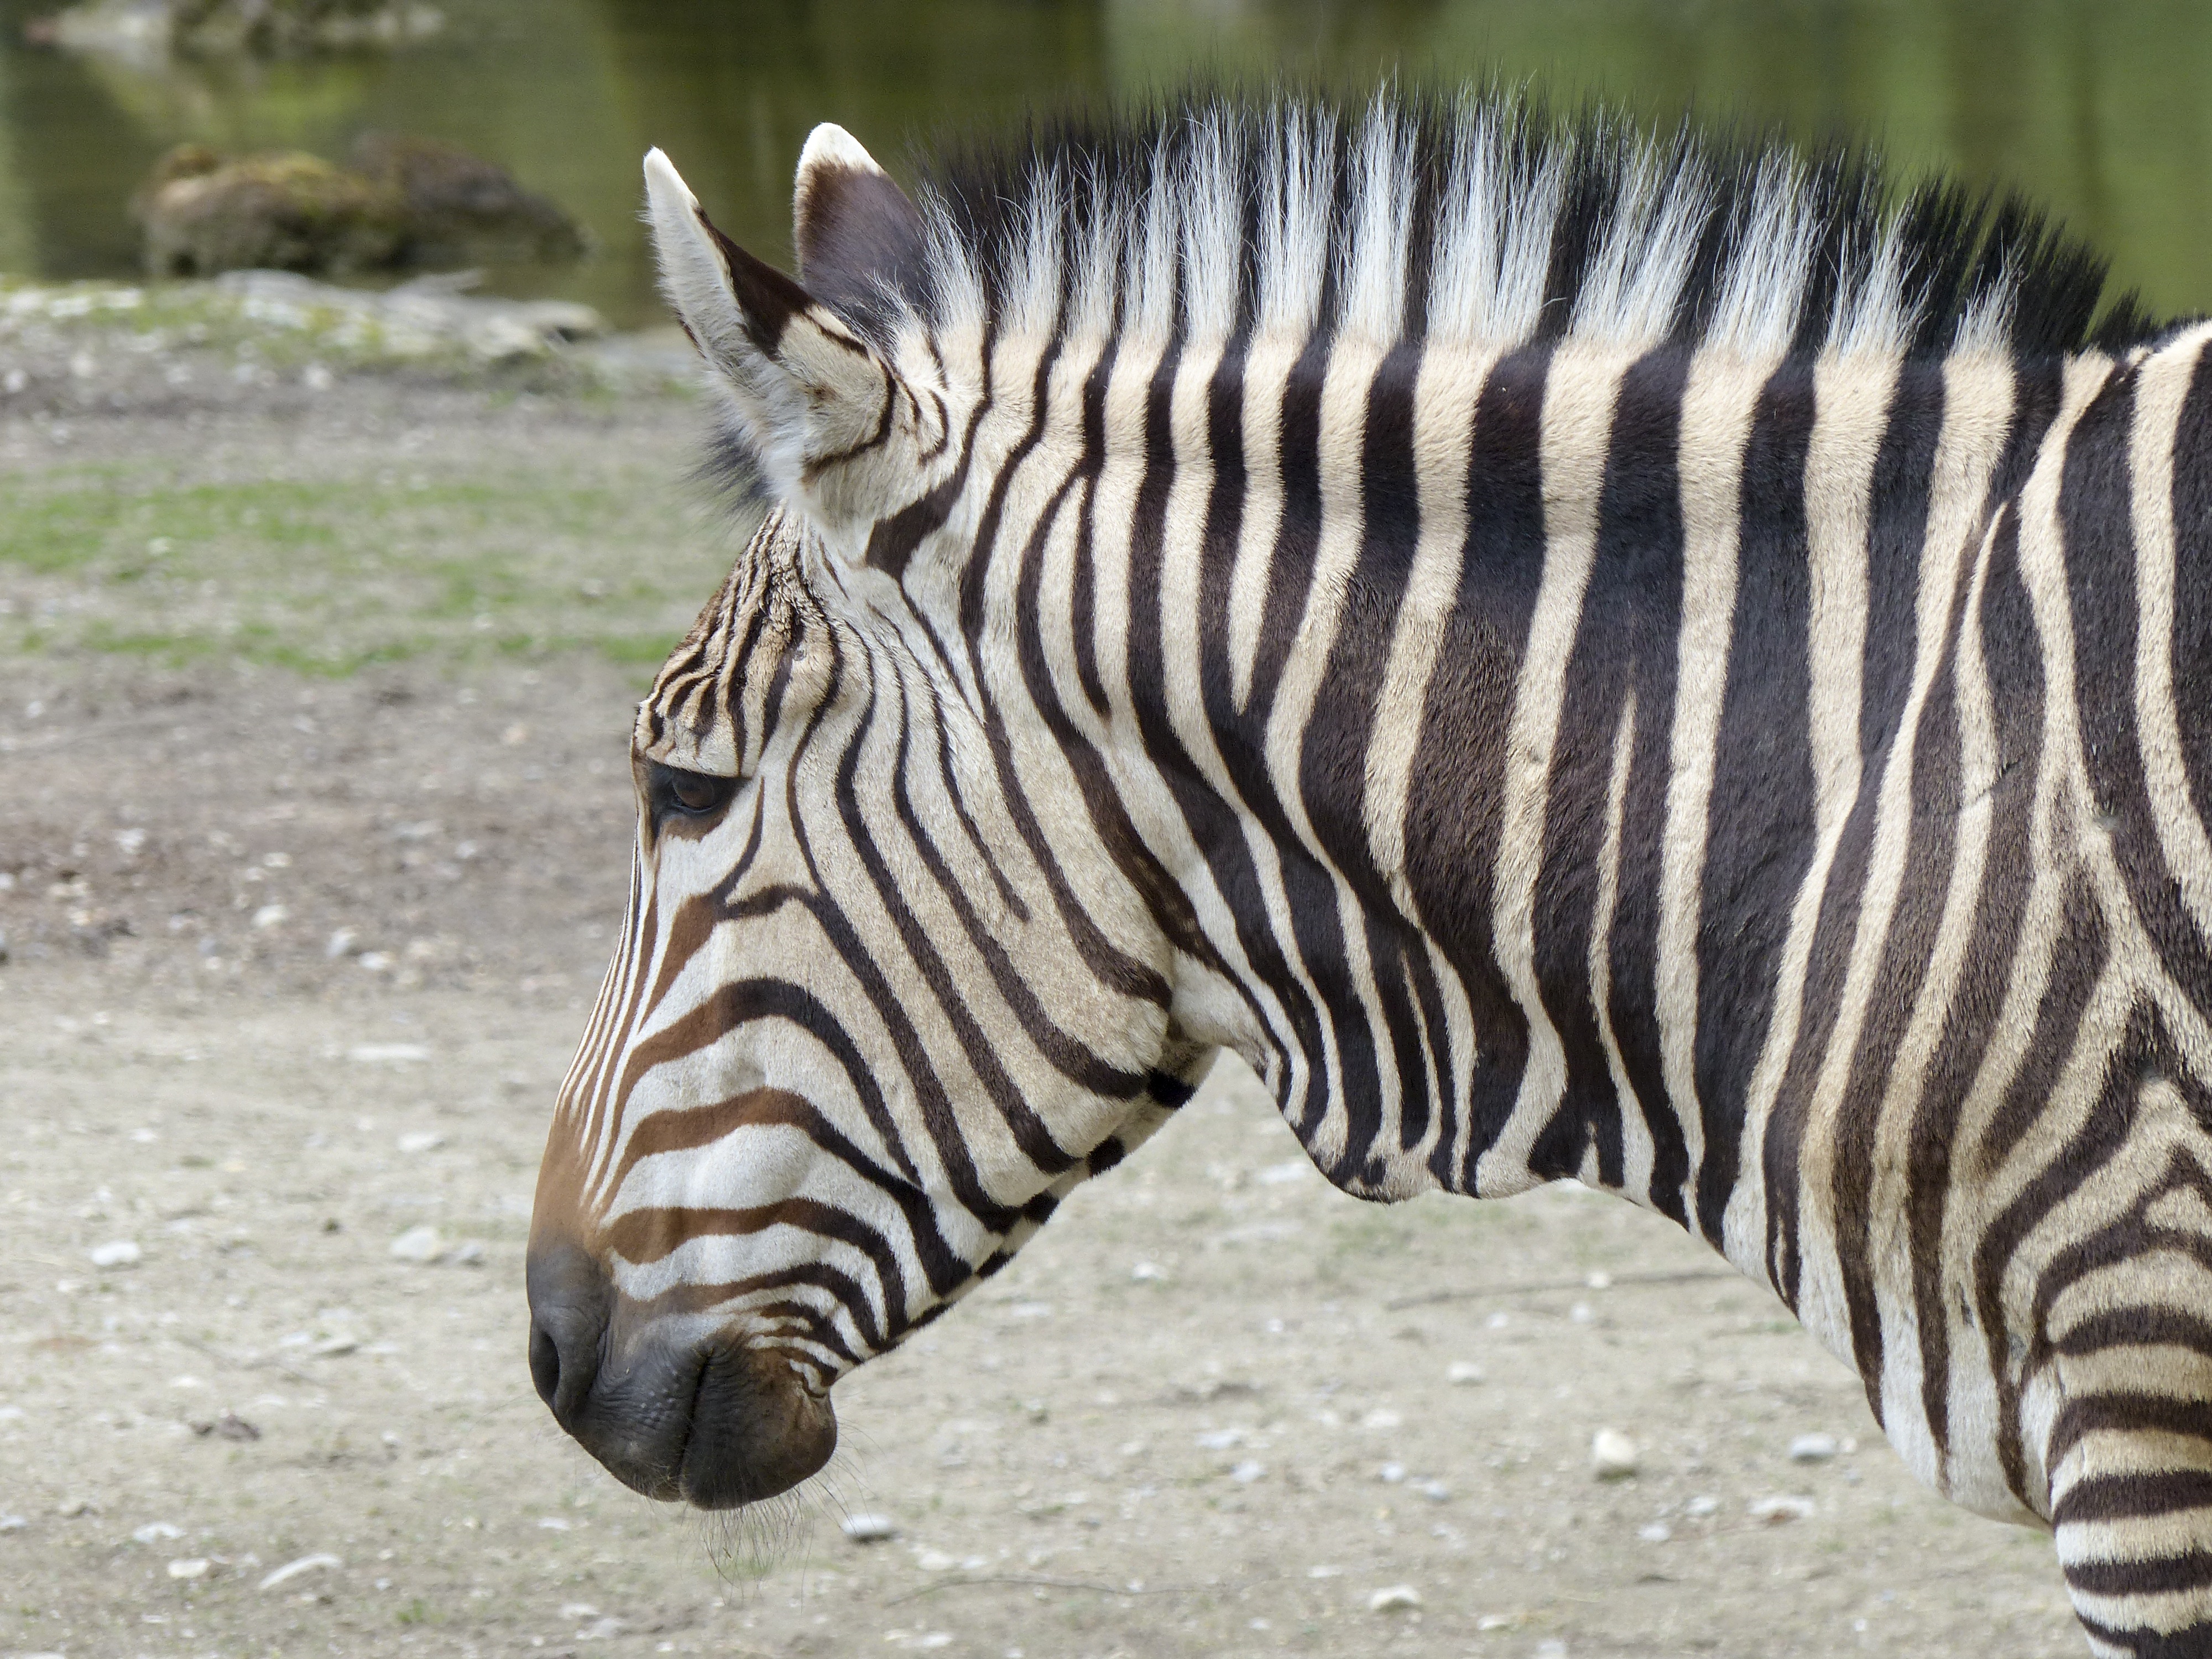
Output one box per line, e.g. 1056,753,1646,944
792,124,926,331
644,148,909,526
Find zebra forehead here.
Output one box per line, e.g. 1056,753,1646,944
833,86,2154,363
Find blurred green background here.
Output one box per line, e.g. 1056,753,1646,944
3,0,2211,328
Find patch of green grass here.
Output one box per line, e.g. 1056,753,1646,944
0,466,738,679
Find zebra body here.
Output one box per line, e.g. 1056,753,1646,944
529,95,2212,1652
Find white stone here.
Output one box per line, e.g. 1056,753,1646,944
1591,1428,1639,1479
324,928,357,959
1130,1261,1166,1282
1376,1462,1406,1484
1446,1361,1484,1385
1366,1584,1422,1614
396,1131,445,1154
1360,1407,1403,1431
1639,1522,1672,1542
840,1514,898,1543
388,1225,444,1264
347,1042,429,1063
0,1514,25,1531
166,1557,210,1579
259,1553,341,1591
311,1334,358,1357
1788,1432,1839,1463
1228,1460,1265,1484
913,1548,959,1573
251,903,287,930
132,1521,184,1543
1684,1494,1720,1518
1748,1494,1817,1524
87,1239,140,1268
1416,1480,1451,1504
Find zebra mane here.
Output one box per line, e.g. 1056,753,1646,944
863,87,2159,363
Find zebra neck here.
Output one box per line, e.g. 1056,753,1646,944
1107,335,2031,1239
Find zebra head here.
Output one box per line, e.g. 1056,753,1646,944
525,134,1210,1510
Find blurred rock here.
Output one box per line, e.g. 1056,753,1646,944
350,133,588,263
1789,1432,1839,1463
133,147,408,278
1367,1584,1421,1613
165,1556,209,1578
86,1238,140,1267
131,139,583,279
840,1513,898,1543
259,1552,341,1591
1590,1428,1639,1480
36,0,442,60
388,1224,442,1263
1748,1494,1817,1524
189,1411,260,1441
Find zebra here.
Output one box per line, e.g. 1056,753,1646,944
525,89,2212,1654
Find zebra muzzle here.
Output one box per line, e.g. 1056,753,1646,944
526,1239,837,1508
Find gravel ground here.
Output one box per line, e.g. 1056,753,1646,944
0,332,2090,1658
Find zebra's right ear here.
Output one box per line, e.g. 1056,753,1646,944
644,148,918,533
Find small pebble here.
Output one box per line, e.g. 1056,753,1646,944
841,1514,898,1543
1446,1361,1484,1385
132,1521,182,1543
1367,1584,1422,1614
1228,1460,1265,1484
1788,1432,1839,1463
1639,1522,1672,1542
347,1042,429,1064
86,1240,140,1269
1748,1494,1817,1524
1377,1462,1406,1484
166,1558,210,1580
1130,1261,1166,1282
259,1553,341,1592
396,1131,445,1154
251,903,287,930
1361,1407,1403,1430
1416,1480,1451,1504
1591,1428,1639,1480
311,1334,358,1357
1684,1494,1720,1519
388,1225,444,1264
1585,1270,1613,1290
0,1514,26,1532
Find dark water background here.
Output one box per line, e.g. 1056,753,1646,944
2,0,2210,331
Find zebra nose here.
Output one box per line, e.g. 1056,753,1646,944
525,1238,611,1427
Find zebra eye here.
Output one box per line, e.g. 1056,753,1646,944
647,761,738,821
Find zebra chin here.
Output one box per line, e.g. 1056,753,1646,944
525,1239,837,1509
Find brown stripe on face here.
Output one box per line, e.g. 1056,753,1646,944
602,1198,910,1342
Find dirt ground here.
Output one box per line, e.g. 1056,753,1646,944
0,316,2089,1658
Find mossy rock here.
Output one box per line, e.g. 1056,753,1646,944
350,134,588,263
133,145,409,276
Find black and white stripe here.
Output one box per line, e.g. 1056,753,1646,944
533,91,2212,1653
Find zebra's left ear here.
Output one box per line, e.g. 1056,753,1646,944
645,148,918,531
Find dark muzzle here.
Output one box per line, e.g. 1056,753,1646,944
525,1238,836,1508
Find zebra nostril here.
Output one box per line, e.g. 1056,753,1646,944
525,1238,612,1425
528,1319,563,1408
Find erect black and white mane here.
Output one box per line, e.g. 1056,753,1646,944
804,89,2162,368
